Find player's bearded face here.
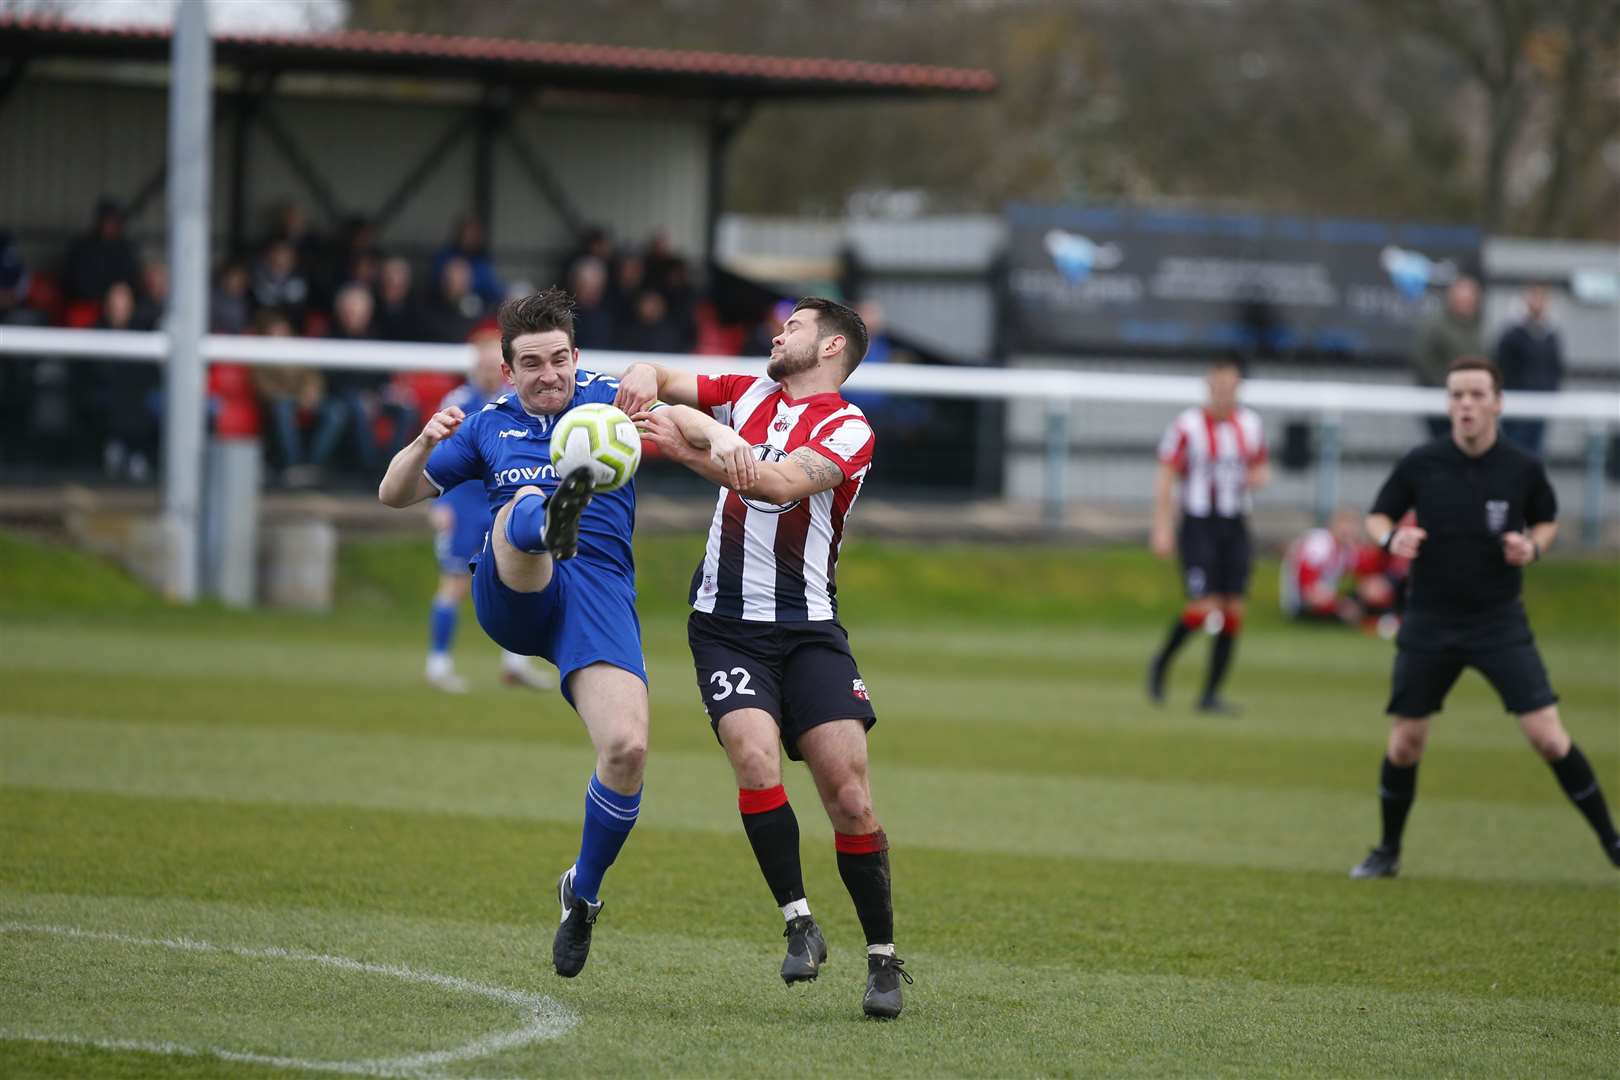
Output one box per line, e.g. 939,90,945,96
505,330,578,415
767,321,820,381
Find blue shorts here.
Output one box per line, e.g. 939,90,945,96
435,511,489,575
471,534,647,708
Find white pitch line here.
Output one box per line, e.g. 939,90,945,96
0,923,578,1079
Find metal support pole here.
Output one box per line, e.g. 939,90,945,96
1042,400,1069,531
1582,424,1607,548
1314,413,1342,525
162,0,212,603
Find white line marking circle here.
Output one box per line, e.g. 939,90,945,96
1,923,578,1079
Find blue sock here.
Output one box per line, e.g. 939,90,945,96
428,599,458,655
572,773,641,903
504,491,548,554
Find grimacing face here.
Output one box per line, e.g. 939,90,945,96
503,329,577,416
767,308,829,382
1446,368,1501,442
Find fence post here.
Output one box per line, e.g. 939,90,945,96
1582,423,1607,548
1043,399,1069,531
1313,412,1342,525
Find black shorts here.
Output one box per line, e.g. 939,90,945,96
1386,605,1558,716
688,610,877,761
1178,515,1251,599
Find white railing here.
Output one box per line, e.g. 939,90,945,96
2,324,1616,541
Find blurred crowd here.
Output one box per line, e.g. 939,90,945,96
0,198,728,486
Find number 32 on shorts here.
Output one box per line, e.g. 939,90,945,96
709,666,756,701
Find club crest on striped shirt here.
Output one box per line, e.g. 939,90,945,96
740,444,802,514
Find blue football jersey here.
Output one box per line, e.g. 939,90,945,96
423,370,635,582
436,381,503,526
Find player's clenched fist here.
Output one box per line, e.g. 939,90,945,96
1389,525,1427,559
419,405,466,447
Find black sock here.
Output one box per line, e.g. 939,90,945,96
1154,619,1193,671
740,793,806,908
1379,757,1419,851
835,831,894,946
1550,744,1619,847
1201,632,1237,702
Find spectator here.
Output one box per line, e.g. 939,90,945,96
374,256,421,341
1495,284,1564,457
95,282,162,482
614,289,688,354
611,252,647,328
0,230,45,327
62,197,141,303
1410,275,1481,439
568,255,615,351
431,215,503,307
250,238,311,326
210,261,251,334
314,215,380,311
309,282,413,472
659,258,699,353
249,309,325,486
560,224,616,286
418,256,484,343
133,257,168,331
267,200,323,268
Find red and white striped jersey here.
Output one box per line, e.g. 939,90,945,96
689,373,875,622
1157,406,1267,519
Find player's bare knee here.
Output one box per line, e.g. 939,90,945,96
728,742,779,789
1387,719,1428,764
828,779,873,831
600,732,647,781
1519,707,1569,761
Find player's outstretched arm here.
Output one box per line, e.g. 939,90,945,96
379,406,463,508
635,406,758,490
615,361,701,413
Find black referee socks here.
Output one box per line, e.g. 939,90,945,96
1378,756,1419,852
1549,744,1620,848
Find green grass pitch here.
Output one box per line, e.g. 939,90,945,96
2,528,1615,1078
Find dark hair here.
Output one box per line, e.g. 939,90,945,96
498,287,576,362
1447,355,1501,393
791,296,869,375
1210,350,1248,376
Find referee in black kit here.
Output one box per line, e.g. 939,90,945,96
1349,356,1620,879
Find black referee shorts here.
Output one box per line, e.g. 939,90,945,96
1178,515,1252,598
688,610,877,761
1386,608,1558,717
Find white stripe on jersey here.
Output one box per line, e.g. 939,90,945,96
1158,406,1264,519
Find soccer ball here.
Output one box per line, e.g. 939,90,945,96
550,402,642,492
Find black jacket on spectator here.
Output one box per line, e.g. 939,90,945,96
1496,322,1563,393
62,234,140,303
573,301,616,352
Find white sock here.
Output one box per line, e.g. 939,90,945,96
500,650,529,672
426,653,453,678
867,943,895,958
781,898,811,921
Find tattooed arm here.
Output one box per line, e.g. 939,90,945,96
720,445,847,504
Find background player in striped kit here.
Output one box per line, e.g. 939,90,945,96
617,297,911,1020
1147,353,1271,713
424,329,555,694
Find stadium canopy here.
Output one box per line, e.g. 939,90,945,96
0,14,998,263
